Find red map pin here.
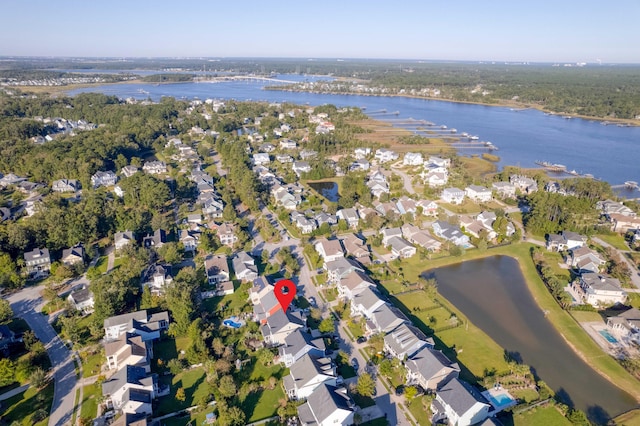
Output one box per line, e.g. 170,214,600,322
274,279,297,312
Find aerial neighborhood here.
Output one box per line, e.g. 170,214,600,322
1,87,640,426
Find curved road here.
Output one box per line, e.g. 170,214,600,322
7,285,77,426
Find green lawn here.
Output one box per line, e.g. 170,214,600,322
322,287,338,302
156,368,212,416
81,349,104,378
201,282,251,316
1,381,54,426
94,256,108,274
153,336,191,372
80,383,101,421
407,396,432,426
512,404,571,426
541,251,571,279
568,310,603,324
594,233,630,251
159,406,217,426
239,361,288,422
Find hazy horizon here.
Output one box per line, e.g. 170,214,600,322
1,0,639,64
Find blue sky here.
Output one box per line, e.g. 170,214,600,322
2,0,638,63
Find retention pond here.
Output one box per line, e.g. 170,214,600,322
425,255,637,423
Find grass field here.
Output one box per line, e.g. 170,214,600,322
79,383,100,421
80,349,104,378
156,368,212,416
1,381,54,426
594,233,630,251
512,404,571,426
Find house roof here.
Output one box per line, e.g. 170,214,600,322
406,346,459,381
340,270,374,292
437,377,489,416
384,323,432,358
205,255,229,276
352,286,385,312
103,310,161,329
102,365,154,396
581,273,624,292
286,353,335,391
388,236,414,253
371,303,406,333
326,257,363,277
122,388,152,404
280,330,325,358
263,309,305,335
304,384,353,424
69,288,92,304
24,247,50,262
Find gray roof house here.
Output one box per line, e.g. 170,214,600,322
61,244,85,266
388,236,417,259
351,286,386,320
24,247,51,278
432,221,471,247
260,309,305,347
67,287,94,314
367,303,407,335
384,323,434,360
283,353,337,400
326,257,365,284
297,384,355,426
406,346,460,391
114,231,135,251
432,378,491,426
232,251,258,282
278,329,326,367
143,229,167,249
52,179,80,193
104,310,169,342
336,208,360,228
91,170,118,188
101,365,157,411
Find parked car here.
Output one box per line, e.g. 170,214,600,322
351,358,359,369
309,296,317,307
357,336,367,344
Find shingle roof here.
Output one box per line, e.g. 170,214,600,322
406,346,459,382
287,353,335,390
437,377,489,416
305,384,353,424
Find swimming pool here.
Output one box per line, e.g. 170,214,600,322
599,329,618,344
488,393,515,407
223,316,245,329
482,389,517,411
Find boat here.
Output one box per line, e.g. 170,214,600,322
625,181,639,189
450,128,457,133
469,135,479,140
461,132,469,137
569,170,579,176
441,125,448,129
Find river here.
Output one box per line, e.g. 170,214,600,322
426,256,638,424
67,74,640,192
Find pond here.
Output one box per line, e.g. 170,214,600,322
308,181,339,202
424,255,637,424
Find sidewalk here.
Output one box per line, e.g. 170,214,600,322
0,384,30,401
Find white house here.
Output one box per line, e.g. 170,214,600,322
67,287,94,314
403,152,424,166
260,309,305,347
103,310,169,342
432,378,491,426
52,179,80,193
351,286,386,320
492,182,516,198
428,156,451,168
232,252,258,282
142,161,167,175
579,273,627,307
388,236,417,259
205,255,230,285
283,354,337,401
293,161,312,176
315,239,345,265
114,231,134,251
417,199,439,216
384,323,433,360
278,330,326,367
465,185,492,203
406,346,460,391
441,187,465,205
24,247,51,278
101,365,157,412
354,147,371,159
253,153,271,165
375,148,399,163
336,208,360,228
91,170,117,188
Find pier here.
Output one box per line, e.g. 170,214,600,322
194,75,299,84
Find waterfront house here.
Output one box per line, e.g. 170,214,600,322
283,354,337,401
406,346,460,391
562,231,587,250
510,175,538,194
403,226,442,252
278,329,326,367
232,251,258,282
24,247,51,278
546,233,567,252
569,246,606,273
337,270,375,300
297,384,355,426
432,221,471,247
428,156,451,168
388,236,417,259
367,303,407,334
431,378,491,426
351,286,386,320
336,208,360,228
579,273,627,307
598,200,637,218
441,187,465,205
607,308,640,344
465,185,492,203
115,230,135,251
375,148,399,163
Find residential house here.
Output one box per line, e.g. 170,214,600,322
205,255,230,285
115,231,135,251
105,333,150,371
106,413,148,426
396,196,418,217
350,159,370,171
354,147,371,159
24,247,51,278
384,323,434,360
403,152,424,166
297,384,355,426
300,149,318,160
283,354,337,400
432,221,471,247
336,208,360,228
67,287,94,314
0,173,26,188
142,161,167,175
367,179,390,199
441,187,465,205
232,252,258,282
292,212,317,234
607,308,640,344
103,310,169,342
374,201,400,217
0,325,15,351
351,286,386,320
52,179,80,193
61,244,85,266
431,378,491,426
598,200,637,218
406,346,460,391
120,389,153,417
510,175,538,194
340,234,371,264
569,246,606,273
579,273,627,307
91,170,118,188
388,236,417,259
253,153,271,166
422,171,449,188
280,139,297,149
273,186,300,210
416,199,439,216
276,154,294,163
326,257,365,284
402,225,442,252
187,214,202,224
179,229,199,252
465,185,492,203
546,233,567,252
563,231,587,250
101,365,157,411
367,303,407,334
142,229,167,249
278,329,326,367
315,239,345,266
492,182,516,198
375,148,399,163
293,161,312,176
201,196,224,218
381,228,403,246
337,270,375,300
608,214,640,233
260,309,305,347
259,143,276,153
114,185,125,198
314,212,337,228
141,264,173,295
121,165,139,178
250,277,281,324
428,156,451,168
217,223,238,247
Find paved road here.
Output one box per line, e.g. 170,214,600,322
389,162,416,194
7,285,77,426
593,237,640,290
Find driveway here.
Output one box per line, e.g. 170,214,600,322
7,285,77,426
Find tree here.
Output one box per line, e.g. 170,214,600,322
404,385,418,401
219,406,246,426
158,242,183,265
356,372,375,397
176,387,186,402
0,299,13,323
0,358,15,386
30,367,47,389
318,318,335,334
0,252,24,289
218,375,237,399
166,267,199,336
257,348,275,366
168,358,185,375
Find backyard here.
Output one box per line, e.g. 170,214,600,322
0,381,54,426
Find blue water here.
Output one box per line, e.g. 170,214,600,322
67,75,640,187
599,329,618,344
223,319,243,329
488,393,515,407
